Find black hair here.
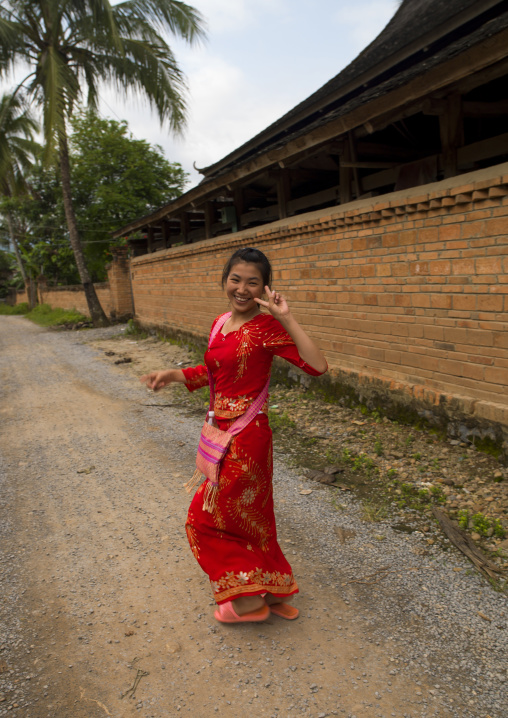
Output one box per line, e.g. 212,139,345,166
221,247,272,288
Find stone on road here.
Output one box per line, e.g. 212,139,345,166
0,317,506,717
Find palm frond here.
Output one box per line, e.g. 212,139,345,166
114,0,206,44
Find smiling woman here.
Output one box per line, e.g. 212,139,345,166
140,246,328,624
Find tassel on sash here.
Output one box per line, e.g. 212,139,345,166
202,481,219,513
183,467,203,493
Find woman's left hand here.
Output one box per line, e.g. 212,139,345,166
254,285,291,320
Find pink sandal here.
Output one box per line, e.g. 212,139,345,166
269,603,299,620
214,601,270,624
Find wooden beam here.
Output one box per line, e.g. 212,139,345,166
439,93,463,179
113,27,508,238
341,160,399,169
455,55,508,95
240,205,279,226
288,186,339,214
204,201,214,239
457,131,508,166
348,132,362,199
339,138,352,204
147,226,154,253
180,213,191,244
233,187,244,230
162,220,172,248
276,169,291,219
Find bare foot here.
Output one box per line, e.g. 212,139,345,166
232,595,266,616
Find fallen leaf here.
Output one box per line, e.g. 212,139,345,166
77,466,95,474
351,420,366,426
300,489,313,495
477,611,492,622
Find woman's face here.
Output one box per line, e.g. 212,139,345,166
225,261,264,315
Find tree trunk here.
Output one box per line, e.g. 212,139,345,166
58,133,109,327
6,210,33,308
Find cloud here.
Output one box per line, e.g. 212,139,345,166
98,51,293,188
190,0,287,35
333,1,397,53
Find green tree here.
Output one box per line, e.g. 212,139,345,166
19,112,188,284
70,111,188,279
0,92,39,303
0,0,205,326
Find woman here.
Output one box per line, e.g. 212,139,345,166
141,247,327,623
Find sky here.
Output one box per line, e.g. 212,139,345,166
101,0,399,187
2,0,399,189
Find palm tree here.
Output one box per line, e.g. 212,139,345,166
0,91,39,306
0,0,205,326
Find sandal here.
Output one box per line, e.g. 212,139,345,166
269,602,299,620
214,601,270,624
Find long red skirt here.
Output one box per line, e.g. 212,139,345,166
185,414,298,605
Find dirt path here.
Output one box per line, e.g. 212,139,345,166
0,317,506,718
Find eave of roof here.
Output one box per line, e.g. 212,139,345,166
199,0,505,180
112,0,508,239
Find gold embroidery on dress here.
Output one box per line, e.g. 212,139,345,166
224,449,272,550
214,391,268,418
211,567,297,602
185,513,200,559
185,371,208,390
234,327,257,381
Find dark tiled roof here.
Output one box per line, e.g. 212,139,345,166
200,0,507,181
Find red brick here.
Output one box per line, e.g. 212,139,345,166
461,221,485,238
476,257,502,274
476,295,504,312
439,225,461,241
452,295,476,311
392,263,409,277
484,367,508,386
485,217,508,236
431,294,452,309
410,261,429,276
452,258,475,276
429,260,451,276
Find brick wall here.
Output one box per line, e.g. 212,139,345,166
16,251,134,320
131,163,508,445
38,283,113,317
107,248,134,319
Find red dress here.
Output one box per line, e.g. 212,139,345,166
182,312,325,605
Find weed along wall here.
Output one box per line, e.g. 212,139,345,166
134,163,508,455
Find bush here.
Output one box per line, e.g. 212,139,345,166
0,302,30,315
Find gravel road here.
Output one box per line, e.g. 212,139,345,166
0,317,507,718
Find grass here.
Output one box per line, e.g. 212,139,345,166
125,318,148,339
25,303,89,327
0,302,29,315
457,509,506,539
0,302,89,326
362,500,388,522
268,410,296,431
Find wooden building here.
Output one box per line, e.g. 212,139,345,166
114,0,508,252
